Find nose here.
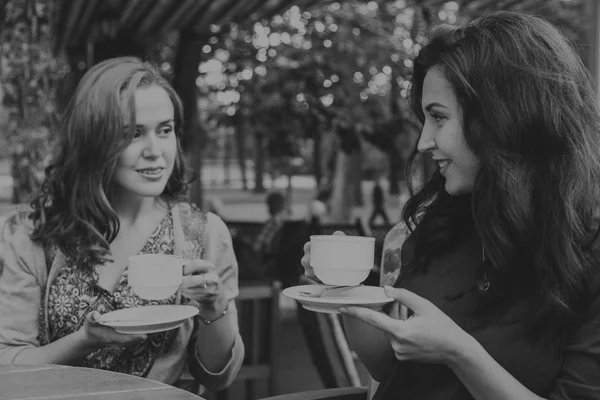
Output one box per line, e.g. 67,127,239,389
142,132,161,159
417,123,436,153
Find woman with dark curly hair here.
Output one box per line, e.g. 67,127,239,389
0,57,243,395
301,11,600,400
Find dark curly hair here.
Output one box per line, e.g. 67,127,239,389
402,12,600,335
29,57,192,267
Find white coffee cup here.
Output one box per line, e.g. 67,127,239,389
310,235,375,286
128,254,185,300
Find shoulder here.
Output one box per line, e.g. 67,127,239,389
0,209,45,279
177,201,203,220
176,202,208,235
206,211,231,239
1,208,36,246
379,222,409,285
382,221,409,250
176,201,231,239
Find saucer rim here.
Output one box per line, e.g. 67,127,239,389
283,284,394,306
97,304,199,328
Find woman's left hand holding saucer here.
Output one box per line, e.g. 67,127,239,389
340,286,474,365
181,260,228,318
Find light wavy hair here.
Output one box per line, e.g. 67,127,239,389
30,57,192,267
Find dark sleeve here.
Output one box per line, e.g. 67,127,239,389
548,291,600,399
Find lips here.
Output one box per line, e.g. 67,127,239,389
437,160,452,169
136,167,165,180
136,167,164,173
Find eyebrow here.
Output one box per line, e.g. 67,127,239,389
423,102,449,112
124,119,175,128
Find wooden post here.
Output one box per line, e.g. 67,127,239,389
0,0,58,203
173,32,206,208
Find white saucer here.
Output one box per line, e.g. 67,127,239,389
283,285,394,314
97,305,199,334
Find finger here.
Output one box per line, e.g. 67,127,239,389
399,304,408,321
340,306,400,334
303,241,310,252
389,301,400,320
183,260,215,276
301,253,311,269
110,334,147,347
87,311,101,324
182,273,213,289
384,286,433,314
126,334,147,342
332,231,346,236
390,340,405,356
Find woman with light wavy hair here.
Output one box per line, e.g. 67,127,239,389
0,57,244,395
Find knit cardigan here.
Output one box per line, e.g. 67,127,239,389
0,203,244,393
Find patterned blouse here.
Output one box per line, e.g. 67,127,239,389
42,212,189,377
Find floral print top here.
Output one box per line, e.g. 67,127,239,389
43,212,182,377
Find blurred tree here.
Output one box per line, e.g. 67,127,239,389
0,0,65,203
0,0,590,214
200,1,428,221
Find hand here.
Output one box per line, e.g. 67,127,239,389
300,230,346,283
80,311,147,349
340,286,474,365
181,259,227,316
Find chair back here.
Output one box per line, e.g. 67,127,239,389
217,280,282,400
295,276,362,389
296,222,407,400
228,220,266,240
0,215,7,277
228,221,265,281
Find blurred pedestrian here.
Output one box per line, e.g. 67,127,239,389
253,190,287,270
369,176,390,226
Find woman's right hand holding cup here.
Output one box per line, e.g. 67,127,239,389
301,230,346,283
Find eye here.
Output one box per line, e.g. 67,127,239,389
158,126,174,136
132,128,143,139
430,113,446,124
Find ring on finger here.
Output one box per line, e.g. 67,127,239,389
201,274,208,289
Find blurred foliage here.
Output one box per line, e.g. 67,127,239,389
0,0,592,204
0,0,69,203
199,1,429,191
197,0,590,192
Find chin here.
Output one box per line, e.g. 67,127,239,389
127,182,170,198
444,181,471,196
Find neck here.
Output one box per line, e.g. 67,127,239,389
112,190,167,225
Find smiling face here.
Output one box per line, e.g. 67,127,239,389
417,67,480,196
113,85,177,199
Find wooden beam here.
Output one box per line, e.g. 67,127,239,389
248,0,282,22
232,0,266,24
57,0,87,54
68,0,102,47
192,0,235,34
159,0,212,34
250,0,300,22
215,0,262,27
119,0,156,28
119,0,144,26
138,0,179,36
